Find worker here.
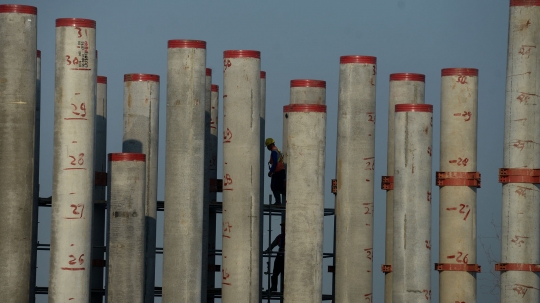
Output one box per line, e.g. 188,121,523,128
265,222,285,292
265,137,286,205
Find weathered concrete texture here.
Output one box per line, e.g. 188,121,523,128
163,40,206,303
106,153,146,303
49,18,96,303
122,73,160,303
202,68,212,303
439,68,478,303
283,79,326,166
91,75,107,303
384,73,425,303
334,56,376,303
283,80,326,303
501,3,540,303
0,6,37,303
221,50,261,303
393,104,433,303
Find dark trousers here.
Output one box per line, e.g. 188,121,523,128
271,255,284,291
270,170,286,204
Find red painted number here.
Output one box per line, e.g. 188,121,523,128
71,103,87,117
457,76,468,84
364,248,373,260
68,254,84,265
423,290,431,300
459,204,470,221
223,128,232,143
69,153,85,166
75,27,82,38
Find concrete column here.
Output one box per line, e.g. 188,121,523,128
105,153,146,303
202,67,212,303
221,50,261,303
501,2,540,302
438,68,479,303
207,84,219,302
283,85,327,303
49,18,96,303
163,40,206,303
91,75,107,303
383,73,425,303
258,70,266,300
0,5,37,302
334,55,377,303
393,104,433,303
283,79,326,168
122,73,160,303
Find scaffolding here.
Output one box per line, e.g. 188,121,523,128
35,196,335,302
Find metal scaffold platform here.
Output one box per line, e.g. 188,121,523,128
35,198,336,302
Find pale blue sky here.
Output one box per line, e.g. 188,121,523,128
28,0,507,302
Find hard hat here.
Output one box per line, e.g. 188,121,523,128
265,138,275,147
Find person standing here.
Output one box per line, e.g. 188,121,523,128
265,138,286,205
265,222,285,292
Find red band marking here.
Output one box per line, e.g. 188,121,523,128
206,68,212,76
168,40,206,49
56,18,95,28
290,79,326,88
124,74,159,82
97,76,107,84
70,68,92,71
260,71,266,78
340,55,377,64
108,153,146,162
441,68,478,76
499,168,540,184
61,267,86,271
435,263,481,272
211,84,219,92
0,4,37,14
223,50,260,59
284,104,327,113
511,0,540,6
395,104,433,113
496,263,540,271
390,73,425,82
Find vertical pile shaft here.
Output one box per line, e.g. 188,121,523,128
207,84,220,302
334,56,377,303
501,2,540,302
122,73,160,302
0,5,37,302
91,75,107,302
221,50,261,303
49,18,96,303
384,73,425,303
106,153,146,303
163,40,206,302
283,79,327,303
392,104,433,303
438,68,479,303
202,68,212,302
